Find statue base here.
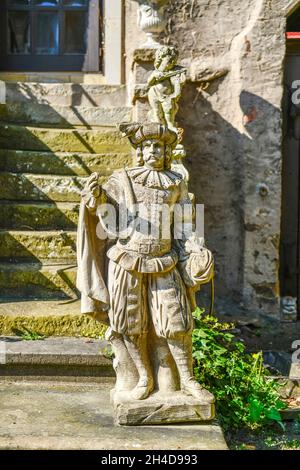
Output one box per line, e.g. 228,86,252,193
112,390,215,426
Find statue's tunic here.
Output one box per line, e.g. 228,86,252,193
89,167,194,340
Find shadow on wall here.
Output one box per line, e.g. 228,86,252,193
177,83,281,313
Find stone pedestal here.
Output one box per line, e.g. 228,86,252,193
112,390,215,426
131,48,156,122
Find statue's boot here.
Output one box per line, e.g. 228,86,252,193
181,378,215,403
124,334,154,401
168,335,215,404
130,376,154,400
105,328,139,393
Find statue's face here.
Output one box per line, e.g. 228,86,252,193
142,139,165,170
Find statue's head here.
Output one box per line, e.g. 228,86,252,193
119,122,177,171
154,46,178,72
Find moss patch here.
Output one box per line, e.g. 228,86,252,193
0,202,79,231
0,314,107,338
0,124,131,153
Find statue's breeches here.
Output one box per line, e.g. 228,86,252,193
108,260,193,339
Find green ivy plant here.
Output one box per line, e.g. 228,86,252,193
192,308,286,430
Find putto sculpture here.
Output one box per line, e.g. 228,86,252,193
148,46,187,133
147,46,188,182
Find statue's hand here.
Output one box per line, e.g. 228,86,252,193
87,172,100,199
155,71,166,80
148,70,165,85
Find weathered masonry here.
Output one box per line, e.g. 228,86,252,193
1,0,300,331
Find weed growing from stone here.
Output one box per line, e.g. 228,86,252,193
17,327,46,341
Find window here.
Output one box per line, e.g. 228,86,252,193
0,0,101,71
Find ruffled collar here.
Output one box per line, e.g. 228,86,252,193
128,167,183,189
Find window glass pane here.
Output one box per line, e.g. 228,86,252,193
35,13,59,54
65,11,86,53
34,1,58,5
63,1,87,5
8,11,30,54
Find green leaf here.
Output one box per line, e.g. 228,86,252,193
265,407,282,422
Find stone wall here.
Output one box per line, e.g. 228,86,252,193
124,0,294,318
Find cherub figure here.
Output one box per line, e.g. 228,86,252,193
148,46,187,133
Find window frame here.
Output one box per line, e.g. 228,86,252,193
0,0,100,72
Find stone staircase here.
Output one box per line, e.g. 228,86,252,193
0,82,132,334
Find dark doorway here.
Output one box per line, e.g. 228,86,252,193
280,11,300,319
0,0,102,72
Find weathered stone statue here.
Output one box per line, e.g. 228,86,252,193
147,46,187,133
77,122,215,425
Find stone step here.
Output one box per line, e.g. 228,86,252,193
0,230,76,262
0,124,130,153
0,172,85,202
0,263,77,300
0,336,112,379
0,72,106,85
0,336,113,380
0,379,228,450
0,172,97,202
0,149,132,176
4,83,128,107
0,103,132,127
0,201,79,230
0,300,105,337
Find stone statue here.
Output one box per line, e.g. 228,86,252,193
77,122,215,424
147,46,187,133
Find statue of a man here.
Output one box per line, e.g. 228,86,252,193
77,123,214,414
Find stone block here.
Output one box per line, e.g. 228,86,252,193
0,202,79,230
0,300,106,337
0,103,132,127
132,99,150,122
0,150,133,177
290,362,300,380
133,48,156,63
113,390,215,426
0,124,131,154
0,173,89,202
4,83,128,108
0,72,106,85
0,336,113,378
280,407,300,421
133,62,154,84
0,263,77,300
0,230,77,262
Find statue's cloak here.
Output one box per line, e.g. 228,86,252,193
76,188,110,324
